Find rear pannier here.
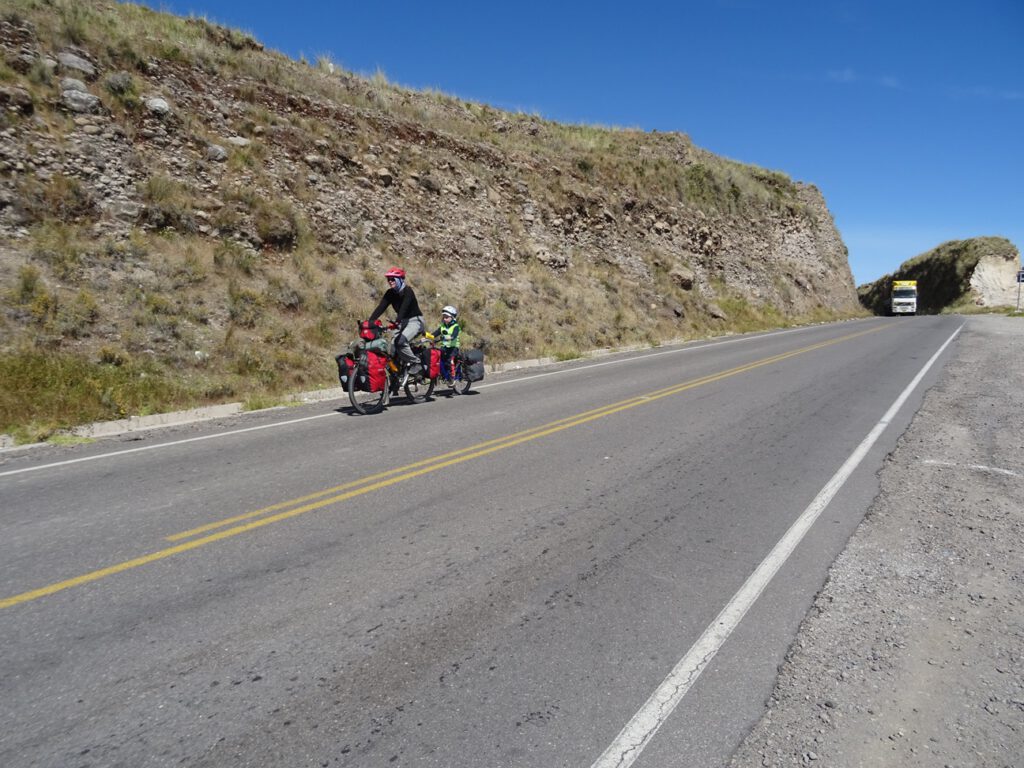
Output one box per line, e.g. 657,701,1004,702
461,348,485,382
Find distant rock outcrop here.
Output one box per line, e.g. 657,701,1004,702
857,237,1021,315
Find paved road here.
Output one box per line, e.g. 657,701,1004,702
730,315,1024,768
0,316,963,767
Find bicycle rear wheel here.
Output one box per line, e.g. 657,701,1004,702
451,359,471,395
404,374,436,403
348,355,389,414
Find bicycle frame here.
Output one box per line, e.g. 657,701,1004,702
346,326,436,414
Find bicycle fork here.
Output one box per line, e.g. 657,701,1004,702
388,358,405,396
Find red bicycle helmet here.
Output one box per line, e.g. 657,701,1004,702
384,267,406,279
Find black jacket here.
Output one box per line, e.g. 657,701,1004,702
369,286,422,327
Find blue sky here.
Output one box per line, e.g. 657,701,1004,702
137,0,1022,285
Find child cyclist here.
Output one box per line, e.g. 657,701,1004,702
432,305,461,383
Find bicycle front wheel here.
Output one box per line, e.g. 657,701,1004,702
348,356,389,414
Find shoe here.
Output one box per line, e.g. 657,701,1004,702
408,363,423,378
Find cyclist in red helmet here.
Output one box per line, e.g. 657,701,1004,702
368,267,425,376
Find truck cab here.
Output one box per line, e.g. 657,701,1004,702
891,280,918,315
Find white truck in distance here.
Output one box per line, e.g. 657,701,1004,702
891,280,918,315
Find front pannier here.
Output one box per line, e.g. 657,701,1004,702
363,350,388,392
336,353,356,389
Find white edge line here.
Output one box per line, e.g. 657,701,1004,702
0,412,336,478
590,322,964,768
0,323,840,479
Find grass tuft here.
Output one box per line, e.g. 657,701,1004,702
0,348,194,442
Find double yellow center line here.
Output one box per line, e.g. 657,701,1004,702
0,326,883,609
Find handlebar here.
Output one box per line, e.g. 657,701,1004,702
358,319,432,345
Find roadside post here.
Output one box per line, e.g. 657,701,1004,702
1018,269,1024,312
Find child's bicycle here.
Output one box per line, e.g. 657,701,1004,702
440,347,485,395
341,322,437,415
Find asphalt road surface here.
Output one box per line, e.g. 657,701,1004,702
730,314,1023,768
0,316,964,767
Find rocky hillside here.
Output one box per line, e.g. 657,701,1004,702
857,237,1021,315
0,0,860,439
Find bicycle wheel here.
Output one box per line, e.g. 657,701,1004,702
348,354,388,414
451,360,471,395
404,372,436,403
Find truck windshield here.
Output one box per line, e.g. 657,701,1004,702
893,288,917,298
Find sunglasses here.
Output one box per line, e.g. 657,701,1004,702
386,277,397,283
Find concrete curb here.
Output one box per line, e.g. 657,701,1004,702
69,385,355,440
72,402,245,439
0,338,685,451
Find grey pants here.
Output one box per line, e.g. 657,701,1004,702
394,316,424,366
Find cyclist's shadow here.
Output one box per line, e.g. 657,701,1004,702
334,394,441,416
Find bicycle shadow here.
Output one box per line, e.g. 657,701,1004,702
334,388,480,415
438,389,481,398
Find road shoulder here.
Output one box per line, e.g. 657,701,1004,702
730,315,1024,767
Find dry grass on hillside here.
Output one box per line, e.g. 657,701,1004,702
0,0,859,442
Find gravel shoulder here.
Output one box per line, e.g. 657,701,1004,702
730,315,1024,768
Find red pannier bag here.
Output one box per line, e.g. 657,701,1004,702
420,347,441,379
359,320,383,341
363,350,388,392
